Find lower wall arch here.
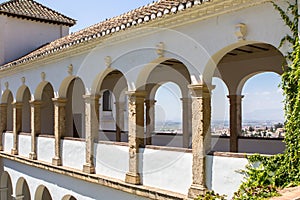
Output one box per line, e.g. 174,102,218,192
62,195,77,200
35,185,52,200
3,158,148,200
15,177,30,200
0,171,13,200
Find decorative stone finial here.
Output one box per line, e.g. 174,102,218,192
41,72,46,81
68,64,73,75
235,23,247,41
156,42,165,57
105,56,112,68
21,77,26,85
4,82,9,89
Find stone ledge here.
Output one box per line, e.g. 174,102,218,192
209,151,273,158
0,152,186,200
208,151,247,158
145,145,192,153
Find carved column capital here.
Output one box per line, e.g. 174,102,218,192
227,94,244,104
188,84,215,98
83,94,101,102
0,103,8,108
52,98,67,106
11,102,23,109
29,100,42,107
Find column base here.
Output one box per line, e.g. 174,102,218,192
29,152,37,160
0,145,3,151
52,157,62,166
83,163,95,174
11,148,18,155
188,184,207,199
125,172,141,185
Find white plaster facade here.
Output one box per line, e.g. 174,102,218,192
0,0,294,199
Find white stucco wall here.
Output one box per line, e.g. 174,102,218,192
206,155,248,199
61,139,86,170
0,16,69,65
37,136,55,163
3,159,147,200
95,143,129,180
0,1,290,100
141,148,192,194
3,132,13,153
18,134,31,158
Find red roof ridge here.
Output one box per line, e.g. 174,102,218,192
0,0,76,26
0,0,210,70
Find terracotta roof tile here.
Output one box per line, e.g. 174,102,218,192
1,0,211,70
0,0,76,26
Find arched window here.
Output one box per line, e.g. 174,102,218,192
103,90,112,111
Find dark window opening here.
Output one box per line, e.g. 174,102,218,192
103,90,112,111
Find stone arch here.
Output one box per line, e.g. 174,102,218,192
15,177,30,200
92,68,121,96
59,77,85,138
136,59,192,148
237,71,282,96
36,82,55,135
95,69,128,142
1,90,13,132
136,57,191,92
62,195,77,200
0,171,13,200
211,42,286,153
215,43,285,95
16,86,31,133
34,185,52,200
204,41,287,85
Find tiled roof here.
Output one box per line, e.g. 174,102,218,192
0,0,76,26
1,0,210,70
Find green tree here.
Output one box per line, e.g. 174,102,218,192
234,0,300,199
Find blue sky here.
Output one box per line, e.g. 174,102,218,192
17,0,154,32
1,0,284,123
155,73,284,123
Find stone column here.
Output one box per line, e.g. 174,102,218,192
83,95,100,174
188,84,214,199
115,101,125,142
145,99,156,145
125,91,146,185
29,100,42,160
52,98,67,166
0,104,8,151
227,95,243,153
182,98,192,148
0,187,8,200
11,102,22,155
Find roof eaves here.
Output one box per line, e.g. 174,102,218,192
0,0,210,70
0,11,76,26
